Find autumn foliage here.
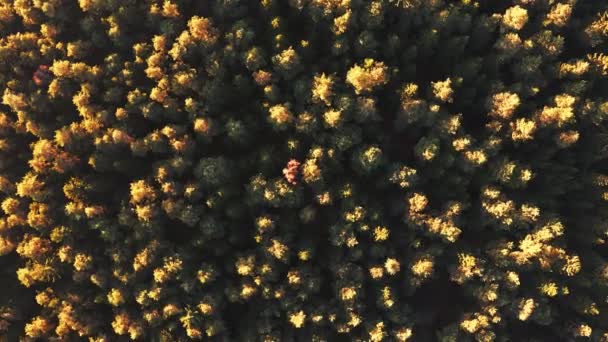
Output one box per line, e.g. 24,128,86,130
0,0,608,341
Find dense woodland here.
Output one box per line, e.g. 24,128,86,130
1,0,608,340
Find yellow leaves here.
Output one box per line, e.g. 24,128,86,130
16,235,51,259
323,109,343,128
369,321,387,342
481,186,516,226
480,283,499,302
459,254,480,272
134,205,154,223
17,262,58,288
273,46,299,70
540,107,574,127
2,88,27,111
431,78,453,103
297,249,311,261
148,36,166,56
341,310,362,329
381,286,395,308
1,197,21,215
464,149,487,166
0,113,12,134
441,114,462,135
29,139,78,174
415,136,439,161
505,271,520,288
50,59,71,78
452,136,472,151
510,118,537,142
187,16,218,45
369,265,385,279
520,204,540,222
574,324,593,338
27,202,53,230
286,270,301,285
496,32,522,52
301,158,322,184
162,304,182,318
268,104,294,127
425,217,462,242
198,301,214,315
559,60,590,78
152,268,168,285
255,216,275,234
460,314,489,334
35,289,56,309
0,2,15,25
339,286,357,301
316,191,332,206
585,12,608,47
173,70,195,89
346,59,388,94
389,166,417,189
539,282,559,297
344,206,365,222
153,256,182,283
489,92,520,120
240,282,258,299
444,203,463,219
193,117,212,135
408,193,462,242
411,255,434,278
408,193,428,214
544,3,572,28
235,256,255,276
384,258,401,275
57,244,73,263
345,236,358,248
133,243,157,272
161,1,180,18
312,0,351,15
538,94,576,127
197,269,214,285
502,5,528,31
111,311,133,337
0,2,604,338
333,10,351,35
373,226,390,242
312,73,334,105
508,220,574,273
129,180,156,205
557,130,580,148
149,86,168,104
583,302,600,316
517,298,536,321
271,17,281,30
289,310,306,328
452,253,483,284
73,253,92,271
562,255,581,276
267,239,289,261
587,53,608,75
538,220,565,241
107,288,125,306
25,316,53,338
0,235,15,255
394,327,413,341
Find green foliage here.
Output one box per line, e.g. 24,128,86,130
0,0,607,341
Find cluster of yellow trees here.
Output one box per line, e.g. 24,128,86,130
0,0,607,340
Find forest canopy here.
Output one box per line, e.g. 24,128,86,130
1,0,608,341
